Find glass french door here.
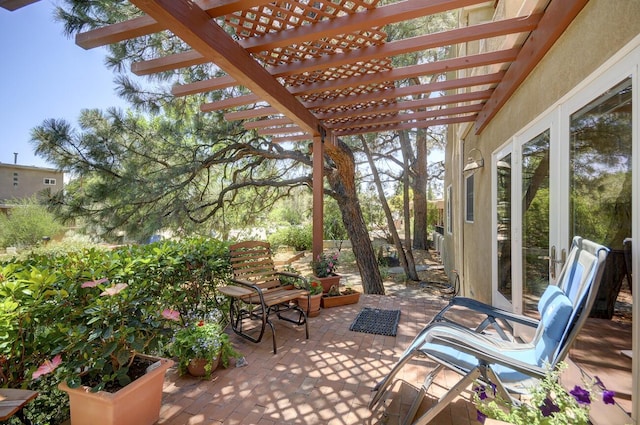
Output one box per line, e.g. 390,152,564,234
565,76,633,423
521,129,552,316
494,148,512,311
493,121,556,319
492,42,638,424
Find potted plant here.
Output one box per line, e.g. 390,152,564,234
167,311,241,378
473,362,616,425
311,251,341,292
320,282,360,308
295,279,323,317
36,277,175,425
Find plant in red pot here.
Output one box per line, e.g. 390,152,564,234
311,251,341,293
295,279,323,317
39,277,176,425
168,312,241,378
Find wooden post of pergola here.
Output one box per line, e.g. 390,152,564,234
312,133,324,263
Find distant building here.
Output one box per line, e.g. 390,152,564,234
0,163,64,212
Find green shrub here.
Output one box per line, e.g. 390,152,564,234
268,225,312,251
0,237,233,424
0,198,64,248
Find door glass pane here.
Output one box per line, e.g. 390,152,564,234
569,77,632,416
522,131,550,315
497,154,512,302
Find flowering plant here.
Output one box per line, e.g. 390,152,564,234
307,280,324,295
474,362,615,425
166,310,240,376
311,252,339,277
30,276,173,392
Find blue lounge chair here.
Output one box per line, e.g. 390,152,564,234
369,237,609,425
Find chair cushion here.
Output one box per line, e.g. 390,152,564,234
537,284,563,316
534,292,573,362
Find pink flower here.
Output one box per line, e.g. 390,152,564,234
81,278,108,288
32,354,62,380
100,283,128,296
162,309,181,321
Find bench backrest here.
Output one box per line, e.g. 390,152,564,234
229,241,282,290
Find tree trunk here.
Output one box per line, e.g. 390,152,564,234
399,131,419,281
413,129,429,249
360,135,412,279
325,140,385,295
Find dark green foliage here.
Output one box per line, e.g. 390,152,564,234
268,225,313,251
0,198,64,248
0,238,232,424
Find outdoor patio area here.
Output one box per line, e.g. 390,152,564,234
157,292,483,425
155,281,633,425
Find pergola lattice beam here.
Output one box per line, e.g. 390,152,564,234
315,89,493,121
129,0,322,136
326,103,484,130
224,107,280,121
474,0,589,133
292,49,518,97
166,13,541,96
302,72,504,110
76,0,272,49
333,114,477,136
0,0,39,11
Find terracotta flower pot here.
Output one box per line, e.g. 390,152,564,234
187,356,220,377
321,290,360,308
297,293,322,317
314,274,341,293
59,355,173,425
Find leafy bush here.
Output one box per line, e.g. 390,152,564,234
0,198,64,248
0,237,233,424
268,225,312,251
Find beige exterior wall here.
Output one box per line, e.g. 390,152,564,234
0,163,64,202
445,0,640,303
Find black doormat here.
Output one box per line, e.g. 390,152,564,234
349,307,401,336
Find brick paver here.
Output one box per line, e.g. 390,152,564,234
158,293,481,425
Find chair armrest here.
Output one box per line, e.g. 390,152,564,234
424,328,547,379
228,278,267,305
435,296,540,328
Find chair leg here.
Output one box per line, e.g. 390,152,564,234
408,366,481,425
267,317,277,354
370,349,423,410
229,298,267,344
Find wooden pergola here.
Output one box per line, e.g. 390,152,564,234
1,0,587,259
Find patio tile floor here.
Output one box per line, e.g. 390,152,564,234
156,284,633,425
157,293,483,425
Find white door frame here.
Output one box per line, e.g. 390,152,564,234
490,34,640,424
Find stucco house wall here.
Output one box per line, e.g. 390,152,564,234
0,163,64,203
445,0,640,303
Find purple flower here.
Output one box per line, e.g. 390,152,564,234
476,410,486,424
473,384,488,400
602,390,616,405
570,385,591,405
489,382,497,396
540,397,561,417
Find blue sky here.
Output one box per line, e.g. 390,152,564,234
0,2,128,168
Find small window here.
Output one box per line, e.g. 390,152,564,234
446,185,453,234
465,174,474,223
44,178,57,185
